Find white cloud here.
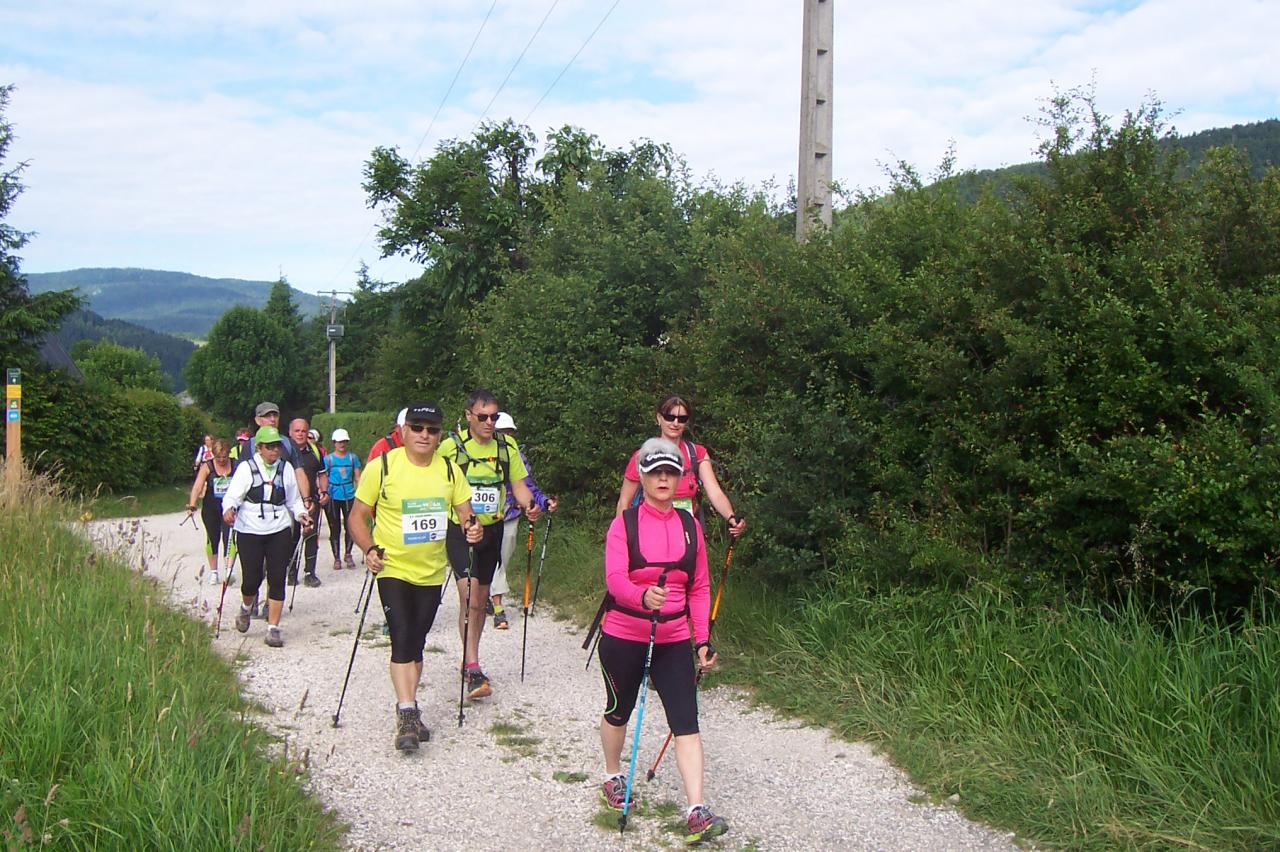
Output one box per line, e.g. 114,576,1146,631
2,1,1276,292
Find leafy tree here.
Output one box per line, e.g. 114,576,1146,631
0,84,79,368
185,307,297,422
72,338,169,392
363,120,537,306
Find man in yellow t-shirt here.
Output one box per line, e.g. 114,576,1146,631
438,388,543,701
349,402,481,752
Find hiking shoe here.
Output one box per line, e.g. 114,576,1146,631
303,573,322,588
466,668,492,700
208,569,221,586
344,553,356,568
685,805,728,845
395,706,421,751
601,774,636,811
234,607,251,633
287,573,299,587
493,610,509,629
257,600,270,619
409,702,431,742
333,558,343,571
485,598,495,616
264,627,284,648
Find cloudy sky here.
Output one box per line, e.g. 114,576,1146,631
2,0,1276,294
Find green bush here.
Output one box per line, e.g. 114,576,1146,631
311,410,396,462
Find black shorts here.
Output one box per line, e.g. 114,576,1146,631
598,632,699,736
376,576,443,664
446,520,504,586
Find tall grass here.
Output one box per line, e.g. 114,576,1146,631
0,470,344,850
537,512,1280,850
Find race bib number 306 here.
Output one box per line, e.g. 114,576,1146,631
402,497,447,544
471,485,501,516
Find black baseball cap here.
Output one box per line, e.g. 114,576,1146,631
404,402,443,424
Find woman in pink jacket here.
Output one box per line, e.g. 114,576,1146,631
597,437,729,845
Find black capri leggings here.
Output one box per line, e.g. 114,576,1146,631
446,520,504,585
598,633,699,736
237,527,294,602
377,577,444,664
326,497,355,558
200,500,231,557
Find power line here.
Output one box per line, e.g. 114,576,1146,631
410,0,500,159
522,0,624,125
323,0,500,290
472,0,561,131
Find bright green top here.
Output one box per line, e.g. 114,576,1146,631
354,447,471,586
437,430,529,526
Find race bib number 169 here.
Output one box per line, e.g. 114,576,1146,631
402,497,447,544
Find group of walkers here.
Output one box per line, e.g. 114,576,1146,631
184,390,743,844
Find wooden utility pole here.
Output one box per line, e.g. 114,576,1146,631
797,0,834,241
321,292,351,414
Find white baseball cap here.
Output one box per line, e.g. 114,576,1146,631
494,412,516,431
331,428,350,442
395,407,408,427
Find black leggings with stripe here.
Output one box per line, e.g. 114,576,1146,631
598,633,699,736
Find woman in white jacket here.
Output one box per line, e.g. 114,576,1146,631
222,425,313,647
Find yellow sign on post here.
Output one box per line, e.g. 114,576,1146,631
5,367,20,491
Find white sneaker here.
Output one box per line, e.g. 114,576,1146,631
208,570,221,586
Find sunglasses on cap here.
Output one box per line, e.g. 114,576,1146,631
406,423,442,435
659,412,690,424
468,411,498,423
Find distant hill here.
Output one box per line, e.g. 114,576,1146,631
52,308,197,391
943,119,1280,203
24,268,328,339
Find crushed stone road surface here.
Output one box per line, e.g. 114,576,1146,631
92,512,1020,851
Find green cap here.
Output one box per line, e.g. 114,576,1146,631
255,425,283,445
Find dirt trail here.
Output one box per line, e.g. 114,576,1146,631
92,512,1019,851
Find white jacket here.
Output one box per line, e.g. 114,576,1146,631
222,454,307,535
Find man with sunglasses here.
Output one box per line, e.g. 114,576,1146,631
438,389,544,700
349,402,482,751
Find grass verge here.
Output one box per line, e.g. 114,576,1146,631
85,483,190,519
0,473,344,850
536,512,1280,850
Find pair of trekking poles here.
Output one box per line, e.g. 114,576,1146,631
332,514,555,729
617,536,737,834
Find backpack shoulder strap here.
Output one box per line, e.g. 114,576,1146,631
379,449,390,502
684,439,702,487
677,507,697,572
623,505,643,571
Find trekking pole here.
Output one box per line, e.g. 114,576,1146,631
212,549,241,639
353,564,370,613
646,533,739,781
519,518,535,682
286,526,307,613
180,511,199,531
528,514,553,616
620,572,667,835
459,518,477,728
333,551,381,728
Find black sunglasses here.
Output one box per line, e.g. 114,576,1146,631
660,412,690,424
406,423,442,435
469,411,498,422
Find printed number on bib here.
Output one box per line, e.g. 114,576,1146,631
471,485,501,516
402,497,447,544
212,477,230,498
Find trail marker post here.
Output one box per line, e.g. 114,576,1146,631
6,367,21,489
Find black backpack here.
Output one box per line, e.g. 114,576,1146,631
581,505,697,651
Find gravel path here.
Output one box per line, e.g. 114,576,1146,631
92,512,1021,851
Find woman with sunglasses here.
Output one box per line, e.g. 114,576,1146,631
615,395,746,538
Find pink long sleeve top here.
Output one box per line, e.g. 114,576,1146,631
602,501,711,645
